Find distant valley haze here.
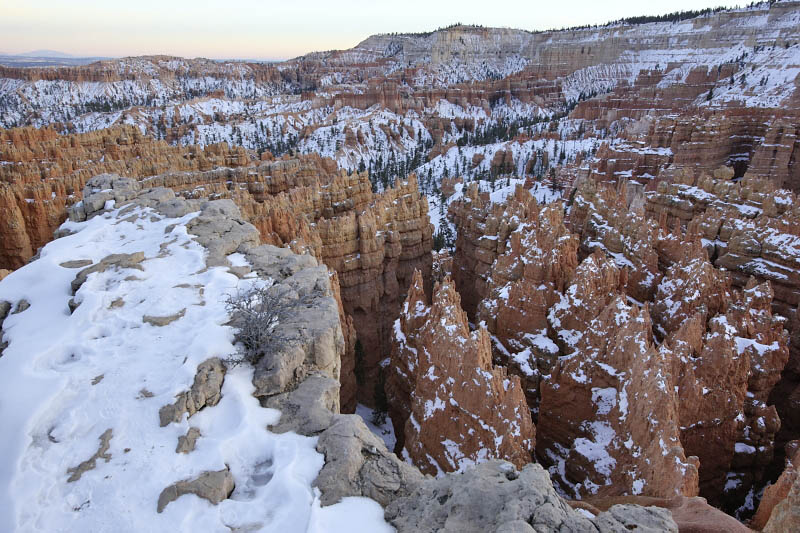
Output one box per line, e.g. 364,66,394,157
14,49,75,58
1,0,737,60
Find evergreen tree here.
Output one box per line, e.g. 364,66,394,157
372,367,389,426
354,340,366,386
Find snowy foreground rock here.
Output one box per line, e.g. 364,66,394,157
0,176,390,532
0,176,678,532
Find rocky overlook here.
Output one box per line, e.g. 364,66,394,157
0,125,433,410
0,176,683,533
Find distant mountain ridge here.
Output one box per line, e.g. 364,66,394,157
14,50,74,58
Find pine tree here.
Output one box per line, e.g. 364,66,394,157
354,340,365,386
372,367,389,426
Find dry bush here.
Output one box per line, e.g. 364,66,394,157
224,283,307,367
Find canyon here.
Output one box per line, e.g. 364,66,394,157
2,1,800,531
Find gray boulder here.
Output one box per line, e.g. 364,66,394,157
593,505,678,533
248,269,344,399
157,468,234,513
384,460,679,533
69,174,142,221
12,299,29,314
176,428,202,454
186,200,260,267
264,373,339,436
243,243,319,281
159,358,226,426
133,187,176,208
314,414,423,507
154,196,203,219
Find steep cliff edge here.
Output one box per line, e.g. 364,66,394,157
0,176,393,532
0,176,679,533
0,125,434,409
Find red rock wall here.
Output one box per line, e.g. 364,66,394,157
0,126,433,410
0,125,250,269
386,270,535,475
448,173,793,509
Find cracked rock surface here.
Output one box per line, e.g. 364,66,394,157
156,468,235,513
158,358,225,426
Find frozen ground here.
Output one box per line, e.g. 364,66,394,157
0,204,391,533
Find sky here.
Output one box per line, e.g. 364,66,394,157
0,0,741,60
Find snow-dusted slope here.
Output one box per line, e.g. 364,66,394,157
0,194,390,532
4,3,800,130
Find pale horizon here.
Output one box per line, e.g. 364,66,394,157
1,0,742,61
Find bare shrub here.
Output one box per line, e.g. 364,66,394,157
224,283,307,367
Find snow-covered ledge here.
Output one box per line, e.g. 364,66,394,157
0,175,395,532
0,174,680,533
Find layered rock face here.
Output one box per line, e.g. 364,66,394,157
446,183,562,318
311,2,800,85
315,176,433,406
648,171,800,326
724,280,790,505
0,125,249,269
0,125,433,410
539,252,699,499
447,170,793,514
387,270,534,475
447,183,503,317
585,109,800,194
645,169,800,476
0,56,294,128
